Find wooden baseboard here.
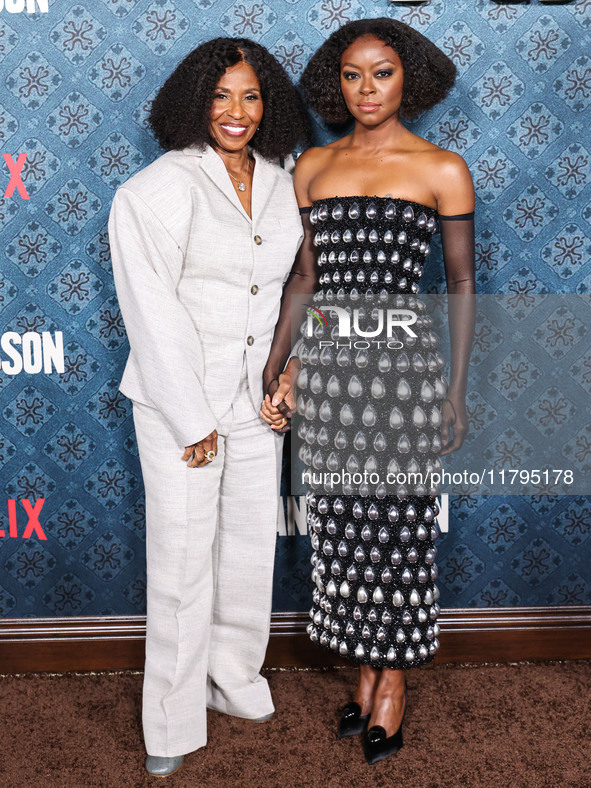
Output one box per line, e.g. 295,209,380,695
0,606,590,673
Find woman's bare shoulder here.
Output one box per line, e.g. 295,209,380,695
294,141,343,171
427,148,474,213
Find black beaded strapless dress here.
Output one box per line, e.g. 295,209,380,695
297,196,445,669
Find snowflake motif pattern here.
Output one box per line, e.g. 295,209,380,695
397,0,445,29
553,55,591,112
81,531,134,581
511,538,562,587
18,138,60,197
532,306,585,360
476,579,519,608
50,499,97,549
541,224,591,279
121,496,146,540
47,260,104,314
86,295,127,350
46,91,104,148
425,106,482,152
506,103,564,159
43,574,95,614
87,132,143,189
84,458,138,510
475,231,511,287
50,5,107,65
503,185,558,242
470,314,504,365
469,62,524,121
123,575,146,611
45,178,102,235
545,143,590,199
132,0,189,56
571,350,591,392
53,341,100,396
524,386,576,438
5,461,56,501
272,32,311,77
473,146,519,204
562,424,591,474
44,422,97,472
3,386,57,437
465,391,497,436
131,87,157,131
566,0,591,30
220,0,278,36
85,379,131,431
88,43,146,102
0,196,19,231
0,588,17,617
6,221,61,277
306,0,365,35
552,500,591,546
439,21,484,73
441,542,484,594
85,229,112,273
476,504,527,554
476,0,528,34
516,16,571,75
5,541,56,589
488,350,541,401
483,427,535,470
6,51,62,110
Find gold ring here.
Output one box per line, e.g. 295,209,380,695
205,450,216,462
280,418,286,427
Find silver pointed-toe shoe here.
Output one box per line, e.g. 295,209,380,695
251,712,274,722
145,754,184,777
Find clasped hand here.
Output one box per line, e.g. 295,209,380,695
260,359,298,432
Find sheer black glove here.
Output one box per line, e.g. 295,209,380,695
438,212,476,456
261,209,317,430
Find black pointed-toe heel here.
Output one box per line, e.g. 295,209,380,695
362,685,407,765
337,701,371,738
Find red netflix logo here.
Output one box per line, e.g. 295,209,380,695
1,499,46,539
3,153,29,200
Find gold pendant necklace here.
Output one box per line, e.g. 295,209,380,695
226,158,251,191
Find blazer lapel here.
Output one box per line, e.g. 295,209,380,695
183,144,279,226
185,143,251,223
251,150,279,227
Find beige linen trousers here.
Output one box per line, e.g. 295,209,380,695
108,144,303,757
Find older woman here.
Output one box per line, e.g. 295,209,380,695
108,38,307,777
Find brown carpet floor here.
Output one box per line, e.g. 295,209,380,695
1,661,589,788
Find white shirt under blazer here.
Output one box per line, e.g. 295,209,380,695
108,142,304,445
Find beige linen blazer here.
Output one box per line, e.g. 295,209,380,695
108,143,303,447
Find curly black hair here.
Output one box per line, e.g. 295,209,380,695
300,18,457,123
149,37,309,158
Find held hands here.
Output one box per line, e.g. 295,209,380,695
260,358,300,433
182,429,218,467
439,395,469,456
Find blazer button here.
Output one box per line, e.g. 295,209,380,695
247,336,254,346
251,284,259,295
254,235,262,245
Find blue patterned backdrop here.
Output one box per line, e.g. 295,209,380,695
0,0,590,618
